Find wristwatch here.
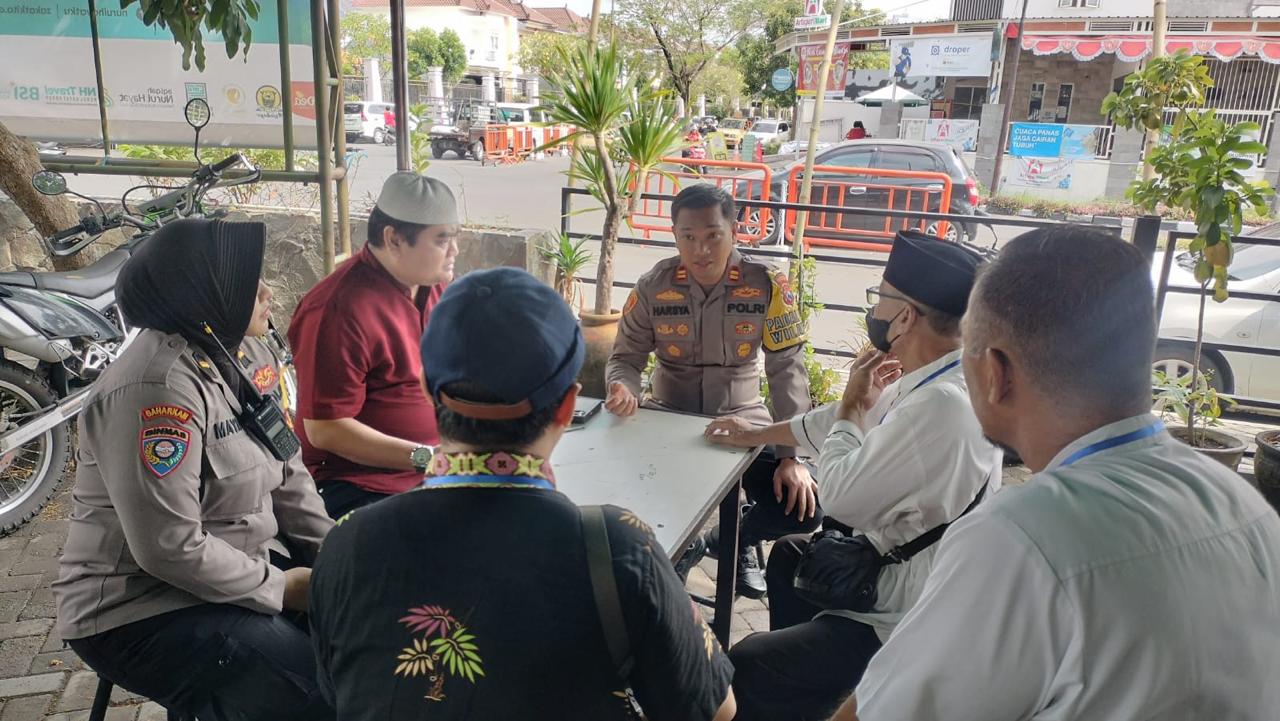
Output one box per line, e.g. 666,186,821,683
410,445,435,474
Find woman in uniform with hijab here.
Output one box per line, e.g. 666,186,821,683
52,218,336,721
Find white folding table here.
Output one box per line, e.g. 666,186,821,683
553,403,761,645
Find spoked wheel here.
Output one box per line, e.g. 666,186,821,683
745,209,783,245
0,363,71,535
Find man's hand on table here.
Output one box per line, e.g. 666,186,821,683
604,382,639,417
838,348,902,423
773,458,818,520
703,415,762,448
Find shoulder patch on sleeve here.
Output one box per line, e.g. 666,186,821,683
141,404,194,425
140,426,191,478
763,272,807,351
623,289,639,315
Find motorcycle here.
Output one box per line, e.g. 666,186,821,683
0,97,273,534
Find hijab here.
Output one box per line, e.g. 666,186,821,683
116,218,265,404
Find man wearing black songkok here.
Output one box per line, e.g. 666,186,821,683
704,231,1003,721
53,218,335,721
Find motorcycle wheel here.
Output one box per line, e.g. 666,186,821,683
0,362,71,535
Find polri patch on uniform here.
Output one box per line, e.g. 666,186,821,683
674,266,689,283
656,289,685,302
623,290,639,315
666,344,683,358
773,271,797,306
656,323,675,335
736,342,753,358
141,405,194,425
252,365,278,393
676,323,690,337
727,266,741,282
731,286,764,299
140,426,191,478
736,321,756,335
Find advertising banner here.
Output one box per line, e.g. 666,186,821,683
797,43,849,98
889,34,993,78
1010,123,1100,159
1006,157,1075,190
0,0,315,147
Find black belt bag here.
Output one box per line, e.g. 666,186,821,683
793,487,986,613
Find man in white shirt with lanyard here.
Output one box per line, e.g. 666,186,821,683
833,226,1280,721
705,230,1000,721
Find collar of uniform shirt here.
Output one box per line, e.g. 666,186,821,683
1042,413,1168,473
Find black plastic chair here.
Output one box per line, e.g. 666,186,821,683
89,674,190,721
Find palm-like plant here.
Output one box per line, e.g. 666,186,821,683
538,42,686,315
538,233,596,311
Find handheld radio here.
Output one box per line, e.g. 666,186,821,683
202,323,301,462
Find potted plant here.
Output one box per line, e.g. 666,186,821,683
537,42,686,397
538,232,595,317
1256,430,1280,510
1103,52,1271,465
1152,368,1246,471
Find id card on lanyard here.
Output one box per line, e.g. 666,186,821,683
877,359,961,426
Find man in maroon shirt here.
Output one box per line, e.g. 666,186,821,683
289,172,460,519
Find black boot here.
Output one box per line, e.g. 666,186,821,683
674,533,708,581
700,523,767,600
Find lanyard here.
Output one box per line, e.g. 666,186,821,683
424,475,556,491
878,359,961,426
1058,421,1165,468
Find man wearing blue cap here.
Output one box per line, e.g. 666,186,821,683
308,268,737,721
706,230,1001,721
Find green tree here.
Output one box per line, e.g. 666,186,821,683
407,27,468,84
615,0,772,108
341,13,392,76
121,0,260,71
438,30,469,85
407,27,440,79
517,31,586,81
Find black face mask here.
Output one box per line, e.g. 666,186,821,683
865,305,907,353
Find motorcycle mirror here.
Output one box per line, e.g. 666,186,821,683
31,170,67,196
184,98,211,130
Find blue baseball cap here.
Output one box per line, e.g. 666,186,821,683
422,268,584,419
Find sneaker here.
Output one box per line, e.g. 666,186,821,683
698,525,767,599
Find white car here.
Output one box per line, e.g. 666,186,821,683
344,101,419,144
1154,243,1280,405
746,119,791,146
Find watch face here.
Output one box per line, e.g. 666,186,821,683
411,446,434,468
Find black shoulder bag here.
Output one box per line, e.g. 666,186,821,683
793,487,986,613
581,506,645,720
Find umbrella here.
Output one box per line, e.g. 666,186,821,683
855,84,927,107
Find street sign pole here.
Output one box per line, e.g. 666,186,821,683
792,0,847,264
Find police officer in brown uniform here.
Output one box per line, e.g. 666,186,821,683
53,219,335,721
605,184,821,597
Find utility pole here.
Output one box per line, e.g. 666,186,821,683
389,0,410,170
989,0,1028,197
1144,0,1168,181
791,0,848,257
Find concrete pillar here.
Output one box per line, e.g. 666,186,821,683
426,66,444,99
527,77,540,104
698,94,706,116
1266,111,1280,215
878,101,904,140
364,58,383,103
482,74,497,103
676,96,686,118
973,103,1004,191
1104,128,1146,201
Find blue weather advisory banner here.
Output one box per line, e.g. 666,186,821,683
1009,123,1100,159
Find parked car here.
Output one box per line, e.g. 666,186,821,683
718,118,748,149
746,119,790,145
1153,242,1280,406
495,103,547,124
735,139,985,245
344,101,419,144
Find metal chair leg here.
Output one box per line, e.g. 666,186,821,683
88,675,113,721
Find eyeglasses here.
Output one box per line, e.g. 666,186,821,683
865,286,915,307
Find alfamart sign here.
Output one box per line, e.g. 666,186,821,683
889,34,994,78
